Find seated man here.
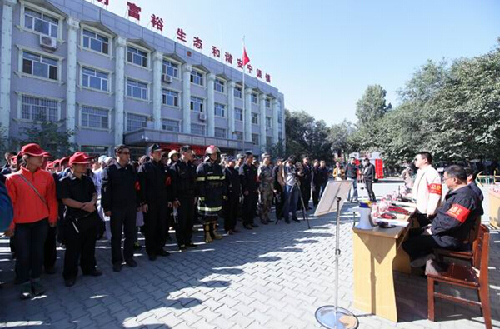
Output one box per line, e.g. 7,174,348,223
403,165,479,267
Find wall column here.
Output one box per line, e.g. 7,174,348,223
181,64,192,134
66,17,79,145
227,81,235,139
244,87,253,142
272,99,278,144
259,94,267,150
152,51,163,130
114,36,127,146
206,73,215,137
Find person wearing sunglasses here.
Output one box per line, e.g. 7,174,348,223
101,144,140,272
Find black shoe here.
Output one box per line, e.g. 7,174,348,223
266,218,275,222
45,266,56,275
186,243,197,249
112,263,122,272
31,281,46,296
178,245,187,252
260,220,268,225
244,224,253,230
285,219,291,224
251,223,259,228
125,259,137,267
65,278,77,287
148,254,157,261
232,228,239,233
292,218,300,222
83,269,103,277
158,249,171,256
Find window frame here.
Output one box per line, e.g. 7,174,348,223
234,107,243,122
214,103,226,117
126,44,149,69
251,93,258,104
252,133,259,145
162,89,180,107
251,112,259,125
80,105,111,130
21,4,62,40
161,118,181,132
214,78,225,93
18,93,61,123
234,86,243,98
17,46,62,83
266,116,272,129
126,77,149,101
190,96,204,113
80,26,112,57
191,123,206,136
190,70,204,86
80,65,110,92
126,112,148,132
162,59,179,79
214,127,227,139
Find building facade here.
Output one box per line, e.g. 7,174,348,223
0,0,286,157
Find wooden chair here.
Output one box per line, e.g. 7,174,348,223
433,215,482,264
427,224,492,329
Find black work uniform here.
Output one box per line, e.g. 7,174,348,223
272,165,284,219
224,166,241,231
403,185,479,261
299,164,312,209
138,159,168,257
239,163,258,227
171,160,197,247
363,163,377,202
60,173,100,280
101,162,139,265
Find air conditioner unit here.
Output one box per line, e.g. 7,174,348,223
39,35,57,50
162,74,172,83
198,112,207,121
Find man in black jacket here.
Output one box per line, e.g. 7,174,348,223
138,144,171,261
362,158,377,202
102,144,139,272
345,157,359,202
402,165,479,267
224,157,241,234
300,157,312,210
240,151,258,229
170,146,198,251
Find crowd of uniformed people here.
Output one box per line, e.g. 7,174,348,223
0,142,331,299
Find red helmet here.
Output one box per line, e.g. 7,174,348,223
205,145,220,155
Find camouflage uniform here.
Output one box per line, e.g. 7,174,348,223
258,161,274,224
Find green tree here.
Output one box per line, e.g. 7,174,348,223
20,119,75,158
355,84,392,126
328,119,356,159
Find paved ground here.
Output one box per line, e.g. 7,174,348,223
0,181,498,328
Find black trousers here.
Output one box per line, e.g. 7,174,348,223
143,202,167,256
224,193,239,231
365,180,376,201
402,231,440,261
62,219,98,280
312,184,321,206
301,183,311,208
15,219,48,284
44,226,57,269
175,195,194,247
242,191,257,226
110,206,137,264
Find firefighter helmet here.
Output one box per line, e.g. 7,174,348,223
205,145,220,155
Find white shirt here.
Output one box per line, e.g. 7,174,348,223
412,165,442,216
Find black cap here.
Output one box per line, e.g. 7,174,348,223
180,145,192,153
246,150,253,156
149,143,162,153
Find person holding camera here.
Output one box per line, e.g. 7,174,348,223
282,156,300,223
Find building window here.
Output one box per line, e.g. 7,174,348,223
252,93,258,104
235,131,243,141
251,112,259,125
234,86,242,98
234,107,243,121
81,106,109,129
252,133,259,145
127,46,148,67
278,132,283,140
24,8,58,38
162,60,178,78
190,71,203,86
21,95,58,122
266,99,271,108
214,79,224,93
81,146,108,157
162,119,179,132
22,51,57,80
191,123,205,136
267,136,273,147
190,96,203,112
278,110,283,124
266,117,272,128
127,113,147,132
162,89,179,107
82,67,108,92
215,127,227,138
214,103,225,117
82,29,108,54
127,79,148,100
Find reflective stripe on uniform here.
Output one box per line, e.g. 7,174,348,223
206,176,225,181
197,177,206,182
197,206,223,212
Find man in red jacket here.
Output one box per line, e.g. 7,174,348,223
5,143,58,299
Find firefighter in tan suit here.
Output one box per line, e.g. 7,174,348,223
411,152,442,227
